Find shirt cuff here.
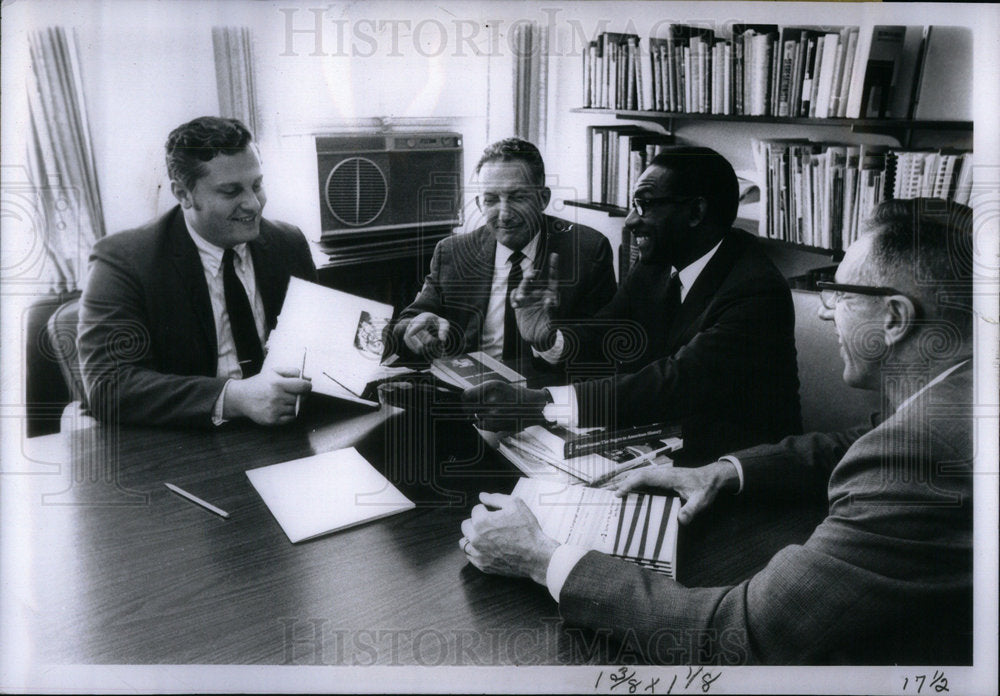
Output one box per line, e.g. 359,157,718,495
718,455,744,495
530,329,565,364
545,544,590,601
212,380,232,426
542,384,578,427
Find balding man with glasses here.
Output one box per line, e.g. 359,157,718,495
467,146,802,459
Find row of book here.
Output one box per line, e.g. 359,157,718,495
588,125,674,209
752,139,973,251
582,24,970,121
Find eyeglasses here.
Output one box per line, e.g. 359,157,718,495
815,281,908,310
630,195,695,217
476,190,540,210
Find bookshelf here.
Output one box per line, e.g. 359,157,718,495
566,21,974,273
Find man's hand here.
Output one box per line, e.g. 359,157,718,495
511,252,560,350
462,380,549,431
403,312,450,359
614,460,741,525
460,492,559,585
223,367,312,425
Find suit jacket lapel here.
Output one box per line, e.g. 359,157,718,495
663,231,742,353
167,210,218,369
464,227,497,348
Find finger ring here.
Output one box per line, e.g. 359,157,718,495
462,537,472,554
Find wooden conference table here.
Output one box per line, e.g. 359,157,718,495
22,397,826,666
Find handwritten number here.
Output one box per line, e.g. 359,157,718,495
596,671,603,689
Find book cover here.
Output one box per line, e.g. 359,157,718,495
513,478,682,577
247,447,415,544
911,26,973,120
263,277,397,403
430,351,526,390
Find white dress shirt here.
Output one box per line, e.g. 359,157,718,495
187,226,267,422
542,239,724,426
479,233,542,360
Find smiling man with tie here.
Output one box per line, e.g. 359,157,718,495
468,146,802,459
392,138,617,373
78,116,315,427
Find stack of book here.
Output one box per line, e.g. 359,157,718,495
753,139,972,251
513,478,682,577
581,24,971,121
498,422,682,486
588,125,674,209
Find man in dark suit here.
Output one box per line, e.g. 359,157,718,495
391,138,616,372
469,147,801,459
460,199,975,665
78,117,315,428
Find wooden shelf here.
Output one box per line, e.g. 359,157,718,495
563,199,629,217
570,108,972,147
570,108,972,131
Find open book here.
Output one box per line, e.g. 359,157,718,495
513,478,681,577
429,351,526,390
263,278,413,406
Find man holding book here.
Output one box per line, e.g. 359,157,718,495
78,117,315,428
460,199,974,664
468,146,801,459
391,138,617,374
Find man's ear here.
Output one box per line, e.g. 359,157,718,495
538,186,552,210
883,294,918,347
688,196,708,227
171,180,193,209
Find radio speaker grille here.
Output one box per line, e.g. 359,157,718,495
324,156,388,227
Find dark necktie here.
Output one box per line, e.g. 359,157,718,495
664,269,682,323
502,250,526,361
223,248,263,378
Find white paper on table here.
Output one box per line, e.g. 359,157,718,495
246,447,414,543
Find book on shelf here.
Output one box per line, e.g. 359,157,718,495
754,137,973,251
513,477,682,577
499,423,682,486
429,351,525,390
580,23,964,124
587,125,673,208
910,26,973,121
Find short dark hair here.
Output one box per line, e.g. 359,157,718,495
165,116,254,191
865,197,974,336
475,137,546,186
648,146,739,228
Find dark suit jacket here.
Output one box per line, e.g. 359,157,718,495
392,215,617,367
560,362,973,665
570,229,801,458
77,205,316,427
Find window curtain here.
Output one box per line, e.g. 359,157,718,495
212,27,260,135
26,27,106,293
512,21,549,150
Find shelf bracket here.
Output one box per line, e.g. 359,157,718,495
616,113,675,136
